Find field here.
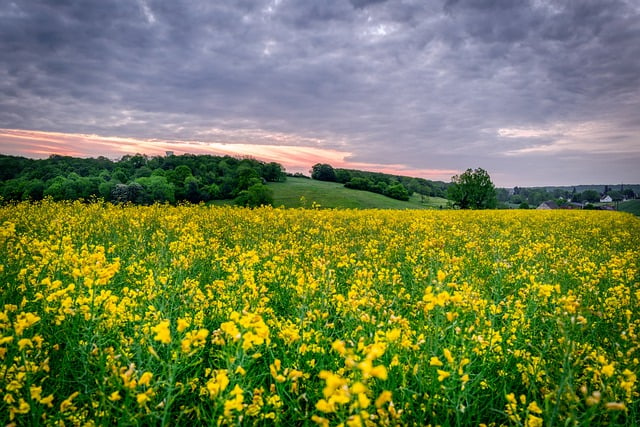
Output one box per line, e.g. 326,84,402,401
618,200,640,216
1,201,639,426
268,177,448,209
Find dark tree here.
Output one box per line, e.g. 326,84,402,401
622,188,635,199
311,164,337,182
447,168,497,209
261,162,287,182
384,183,410,201
581,190,600,203
234,184,274,207
344,177,372,191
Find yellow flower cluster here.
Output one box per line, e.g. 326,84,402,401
0,200,638,425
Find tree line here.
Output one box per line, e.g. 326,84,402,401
497,185,637,208
0,153,286,207
310,163,449,202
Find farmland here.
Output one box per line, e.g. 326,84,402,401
1,201,639,426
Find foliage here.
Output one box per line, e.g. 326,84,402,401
312,165,449,203
310,163,337,182
233,184,274,207
0,154,286,205
337,168,448,199
576,190,601,204
448,168,497,209
383,183,410,201
1,202,639,426
505,185,639,208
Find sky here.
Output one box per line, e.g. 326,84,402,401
1,0,639,187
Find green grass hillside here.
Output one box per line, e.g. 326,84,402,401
269,177,448,209
618,199,640,216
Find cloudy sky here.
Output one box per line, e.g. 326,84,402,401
1,0,639,187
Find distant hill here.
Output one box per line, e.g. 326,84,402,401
269,177,448,209
619,200,640,216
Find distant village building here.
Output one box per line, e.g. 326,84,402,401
166,151,174,156
537,201,559,210
600,195,613,203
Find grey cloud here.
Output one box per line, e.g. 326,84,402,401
350,0,388,9
1,0,638,185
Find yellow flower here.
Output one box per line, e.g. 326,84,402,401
443,348,454,364
10,398,30,419
437,369,450,382
60,391,79,412
316,399,335,413
375,390,393,408
311,414,330,427
527,401,543,414
346,414,363,427
332,340,347,354
385,328,401,342
39,394,54,407
370,365,388,380
151,320,171,344
177,318,190,332
430,356,444,367
270,359,286,382
526,414,543,427
136,392,150,406
601,363,615,377
357,392,371,409
109,391,121,401
205,370,229,398
223,385,245,416
14,312,41,336
138,372,153,386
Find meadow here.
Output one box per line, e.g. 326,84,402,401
268,177,448,210
0,201,638,426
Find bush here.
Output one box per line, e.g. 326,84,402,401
234,184,274,207
384,183,410,201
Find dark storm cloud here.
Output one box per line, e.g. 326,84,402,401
1,0,639,185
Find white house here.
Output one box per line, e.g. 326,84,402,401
600,195,613,203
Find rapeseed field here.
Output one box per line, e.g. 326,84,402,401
0,200,638,426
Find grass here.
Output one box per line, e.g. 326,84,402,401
269,177,448,209
618,199,640,216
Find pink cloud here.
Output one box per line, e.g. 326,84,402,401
0,128,456,181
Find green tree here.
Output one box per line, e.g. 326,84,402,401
99,180,117,201
261,162,286,182
344,177,372,191
384,183,410,201
234,184,274,207
134,176,175,204
447,168,497,209
622,188,635,199
23,179,45,201
581,190,600,203
608,190,624,202
184,176,203,203
334,169,352,183
311,164,337,182
236,165,262,193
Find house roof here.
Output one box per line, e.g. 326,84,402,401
537,201,559,209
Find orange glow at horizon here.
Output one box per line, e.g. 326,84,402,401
0,128,457,180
